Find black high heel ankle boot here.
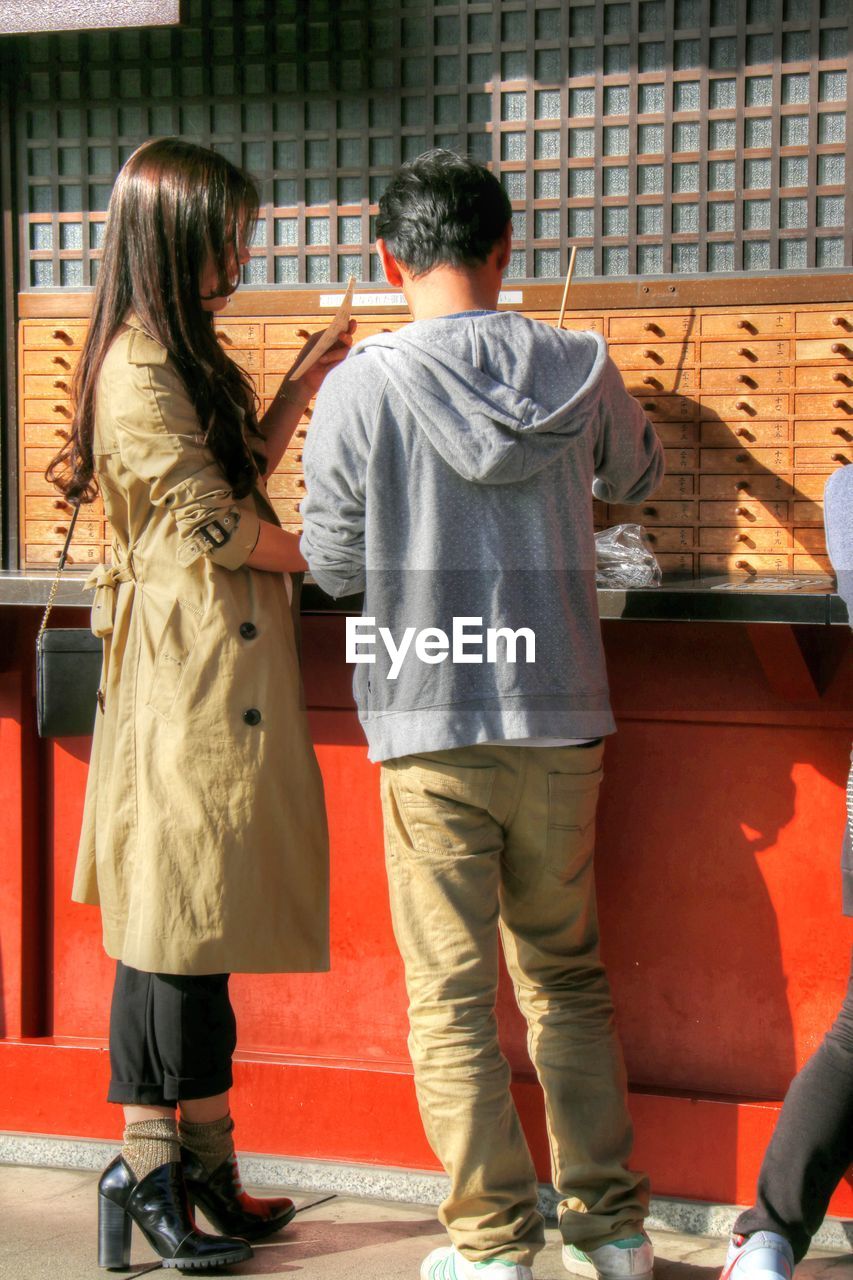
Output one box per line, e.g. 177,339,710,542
97,1156,253,1270
182,1148,297,1242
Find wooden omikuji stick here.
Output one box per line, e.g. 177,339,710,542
557,245,578,329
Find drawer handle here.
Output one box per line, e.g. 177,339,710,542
736,319,757,334
53,403,71,415
735,533,754,545
54,428,69,440
735,560,757,574
832,398,851,412
296,328,312,339
297,479,305,489
381,328,392,334
831,343,853,357
734,399,754,413
735,428,754,440
832,371,852,385
735,506,755,519
645,532,657,543
51,355,70,368
737,346,757,360
53,379,69,391
642,348,663,363
832,426,853,440
736,480,751,492
736,374,756,387
642,401,657,411
831,315,851,329
53,499,70,511
642,375,661,387
831,453,851,465
642,506,657,517
303,406,313,420
51,329,71,343
735,452,750,462
643,322,664,336
54,524,69,535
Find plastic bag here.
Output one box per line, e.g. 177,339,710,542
595,523,662,589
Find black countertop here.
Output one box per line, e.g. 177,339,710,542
2,570,846,626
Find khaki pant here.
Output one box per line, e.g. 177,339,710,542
380,741,649,1267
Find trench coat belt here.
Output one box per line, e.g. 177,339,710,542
83,554,136,640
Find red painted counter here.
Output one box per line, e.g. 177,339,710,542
1,604,851,1213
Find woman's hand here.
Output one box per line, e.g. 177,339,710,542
289,319,356,399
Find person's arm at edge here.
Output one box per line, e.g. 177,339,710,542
591,353,665,504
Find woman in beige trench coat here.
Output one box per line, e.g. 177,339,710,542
47,138,349,1272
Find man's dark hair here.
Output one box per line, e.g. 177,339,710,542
376,149,512,277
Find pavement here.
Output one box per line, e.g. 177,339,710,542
2,1165,853,1280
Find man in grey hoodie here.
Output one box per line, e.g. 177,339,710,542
300,151,665,1280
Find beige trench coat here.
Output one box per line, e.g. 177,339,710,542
72,316,329,976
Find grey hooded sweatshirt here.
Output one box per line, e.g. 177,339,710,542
300,310,664,762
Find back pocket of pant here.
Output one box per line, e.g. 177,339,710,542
390,758,497,856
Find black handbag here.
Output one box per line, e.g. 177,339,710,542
36,504,103,738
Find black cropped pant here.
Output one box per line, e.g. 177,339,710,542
107,962,237,1106
733,945,853,1262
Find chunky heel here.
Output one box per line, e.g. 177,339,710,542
98,1193,132,1270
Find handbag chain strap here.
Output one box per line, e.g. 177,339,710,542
37,502,81,640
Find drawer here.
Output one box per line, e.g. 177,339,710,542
228,349,261,373
634,394,697,421
699,473,795,499
266,496,303,521
794,553,832,573
699,366,790,392
794,311,853,336
277,446,305,471
792,500,825,524
698,500,790,525
23,469,61,495
23,374,75,397
700,312,792,337
794,473,833,499
655,473,695,498
609,342,695,369
215,322,262,347
794,393,853,418
793,421,853,444
652,422,699,445
793,447,852,468
793,527,829,553
699,527,793,552
264,321,329,345
25,542,103,566
26,518,103,543
608,315,693,341
794,365,853,390
699,394,789,420
642,526,695,551
23,423,76,446
795,339,853,363
21,323,88,349
550,316,604,333
23,398,74,424
700,421,790,446
655,552,695,573
26,494,105,519
266,471,305,497
663,447,698,472
700,446,793,471
700,339,791,366
622,368,698,394
22,348,81,374
263,348,305,373
608,500,697,524
700,553,792,576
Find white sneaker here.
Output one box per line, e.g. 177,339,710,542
563,1232,654,1280
720,1231,794,1280
420,1244,533,1280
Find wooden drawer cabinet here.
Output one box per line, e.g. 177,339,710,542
19,299,849,578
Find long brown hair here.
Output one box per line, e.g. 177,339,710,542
46,137,261,504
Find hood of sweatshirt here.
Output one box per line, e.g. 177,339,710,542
352,311,609,485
